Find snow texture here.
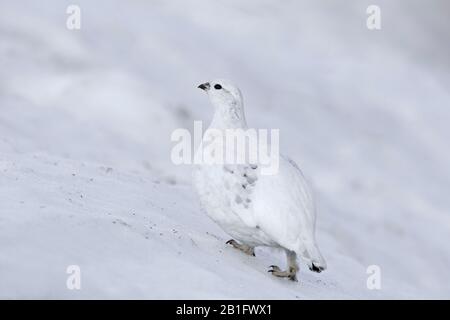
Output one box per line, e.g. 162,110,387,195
1,0,450,299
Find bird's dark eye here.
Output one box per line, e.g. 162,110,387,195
214,84,222,90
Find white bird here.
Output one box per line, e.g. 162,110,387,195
193,79,326,281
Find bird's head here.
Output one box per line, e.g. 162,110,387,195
198,79,244,111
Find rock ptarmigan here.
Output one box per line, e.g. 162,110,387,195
193,79,326,281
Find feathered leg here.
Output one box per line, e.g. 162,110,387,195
268,249,298,281
226,239,255,256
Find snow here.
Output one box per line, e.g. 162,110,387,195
1,0,450,298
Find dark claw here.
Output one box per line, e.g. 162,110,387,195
309,264,323,273
226,240,233,244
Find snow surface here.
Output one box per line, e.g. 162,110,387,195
1,0,450,299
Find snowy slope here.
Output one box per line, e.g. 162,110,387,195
0,150,403,299
1,0,450,298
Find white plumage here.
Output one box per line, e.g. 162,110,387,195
193,79,326,281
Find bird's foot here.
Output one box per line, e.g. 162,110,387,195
268,265,298,282
226,239,255,256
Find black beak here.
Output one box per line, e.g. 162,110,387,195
198,82,210,91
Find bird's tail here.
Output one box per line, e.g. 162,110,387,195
302,242,327,273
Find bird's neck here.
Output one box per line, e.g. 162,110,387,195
209,103,247,130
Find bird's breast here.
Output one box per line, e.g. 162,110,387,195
193,163,263,239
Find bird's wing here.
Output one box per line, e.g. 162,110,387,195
251,156,325,266
221,163,260,226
